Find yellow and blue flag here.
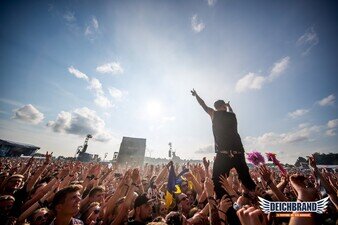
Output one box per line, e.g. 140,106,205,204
165,163,176,207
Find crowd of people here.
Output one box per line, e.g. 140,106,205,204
0,152,337,225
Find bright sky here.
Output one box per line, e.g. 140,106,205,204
0,0,337,164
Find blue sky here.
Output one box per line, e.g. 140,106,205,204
0,0,337,163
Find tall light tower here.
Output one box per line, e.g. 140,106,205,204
168,142,176,158
75,134,92,160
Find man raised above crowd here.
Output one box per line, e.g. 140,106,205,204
191,89,256,199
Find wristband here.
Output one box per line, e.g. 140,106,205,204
233,202,241,211
218,208,227,214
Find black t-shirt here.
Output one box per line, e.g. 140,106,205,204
212,111,244,152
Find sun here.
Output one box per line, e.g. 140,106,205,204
147,101,162,117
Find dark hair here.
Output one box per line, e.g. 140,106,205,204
214,100,226,110
88,186,105,198
51,185,82,210
27,207,49,223
165,211,183,225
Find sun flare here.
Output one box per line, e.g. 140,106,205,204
147,101,162,117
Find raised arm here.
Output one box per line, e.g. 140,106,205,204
225,102,233,113
26,152,52,192
308,155,338,209
191,89,214,117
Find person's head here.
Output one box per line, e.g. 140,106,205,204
177,193,191,214
185,190,195,205
0,195,15,215
180,181,189,193
134,193,153,222
165,211,186,225
5,174,24,192
188,207,200,219
158,201,167,217
51,185,82,216
88,186,105,204
214,100,227,111
28,208,51,225
81,202,101,225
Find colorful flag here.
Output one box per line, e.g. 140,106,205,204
165,163,176,207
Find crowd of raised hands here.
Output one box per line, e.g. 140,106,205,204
0,154,337,225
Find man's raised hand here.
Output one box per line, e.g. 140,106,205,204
191,89,197,96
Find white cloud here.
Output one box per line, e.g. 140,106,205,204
235,57,290,93
326,119,338,136
62,11,80,33
206,0,217,6
63,11,76,22
94,95,113,108
269,57,290,80
235,73,265,93
96,62,124,75
191,14,205,33
195,144,214,154
318,94,335,106
244,125,320,148
108,87,128,101
47,107,112,142
326,129,336,137
327,119,338,129
12,104,44,124
68,66,113,108
88,78,103,95
85,16,100,38
68,66,89,81
297,27,319,56
87,78,113,108
288,109,309,119
92,17,99,29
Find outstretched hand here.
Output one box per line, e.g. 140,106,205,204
308,154,317,169
202,157,210,169
237,206,267,225
204,177,214,197
191,89,197,96
45,151,53,164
